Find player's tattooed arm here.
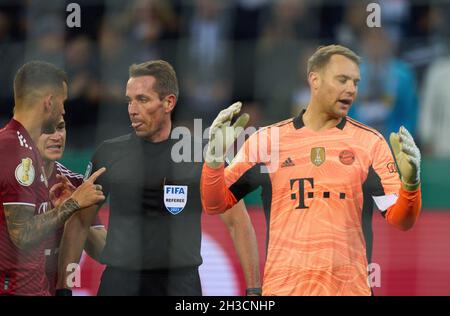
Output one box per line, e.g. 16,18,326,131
4,167,106,250
4,198,81,250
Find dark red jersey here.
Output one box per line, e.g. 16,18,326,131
0,119,50,296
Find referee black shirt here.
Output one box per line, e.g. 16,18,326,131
89,132,203,271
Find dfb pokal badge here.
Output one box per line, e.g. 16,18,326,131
15,157,35,186
164,185,188,215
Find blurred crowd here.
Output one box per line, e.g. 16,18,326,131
0,0,449,157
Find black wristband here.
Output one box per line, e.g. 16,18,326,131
55,288,73,296
245,288,262,296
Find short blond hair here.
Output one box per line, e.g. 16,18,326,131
307,45,361,75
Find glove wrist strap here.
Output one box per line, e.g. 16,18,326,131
402,180,420,191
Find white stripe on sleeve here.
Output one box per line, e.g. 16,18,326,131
3,202,36,207
372,194,398,211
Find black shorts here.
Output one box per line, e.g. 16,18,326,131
97,266,202,296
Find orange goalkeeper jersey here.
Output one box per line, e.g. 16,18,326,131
221,111,401,296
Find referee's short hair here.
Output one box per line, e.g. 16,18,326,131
129,60,179,100
307,45,361,75
14,61,68,107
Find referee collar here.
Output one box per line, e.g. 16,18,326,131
293,109,347,130
133,126,177,145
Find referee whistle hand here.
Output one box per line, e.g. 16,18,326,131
71,167,107,208
206,102,250,168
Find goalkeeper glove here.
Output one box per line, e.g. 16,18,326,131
389,126,421,191
205,102,250,168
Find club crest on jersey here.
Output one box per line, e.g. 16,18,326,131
339,150,355,165
311,147,325,166
15,157,35,186
164,185,188,215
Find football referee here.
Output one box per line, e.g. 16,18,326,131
56,60,261,296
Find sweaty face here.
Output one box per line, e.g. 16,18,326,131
315,54,360,118
126,76,168,141
38,118,66,162
42,82,67,134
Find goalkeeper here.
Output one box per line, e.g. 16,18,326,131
200,45,422,296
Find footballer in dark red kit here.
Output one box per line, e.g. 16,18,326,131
37,117,106,295
0,120,50,295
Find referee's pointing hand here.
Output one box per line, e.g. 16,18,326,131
71,167,107,208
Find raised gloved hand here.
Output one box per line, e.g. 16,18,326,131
389,126,421,191
205,102,250,169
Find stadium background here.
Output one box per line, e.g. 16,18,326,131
0,0,449,295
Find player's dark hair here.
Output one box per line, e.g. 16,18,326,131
307,45,361,75
129,60,179,100
13,61,68,105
